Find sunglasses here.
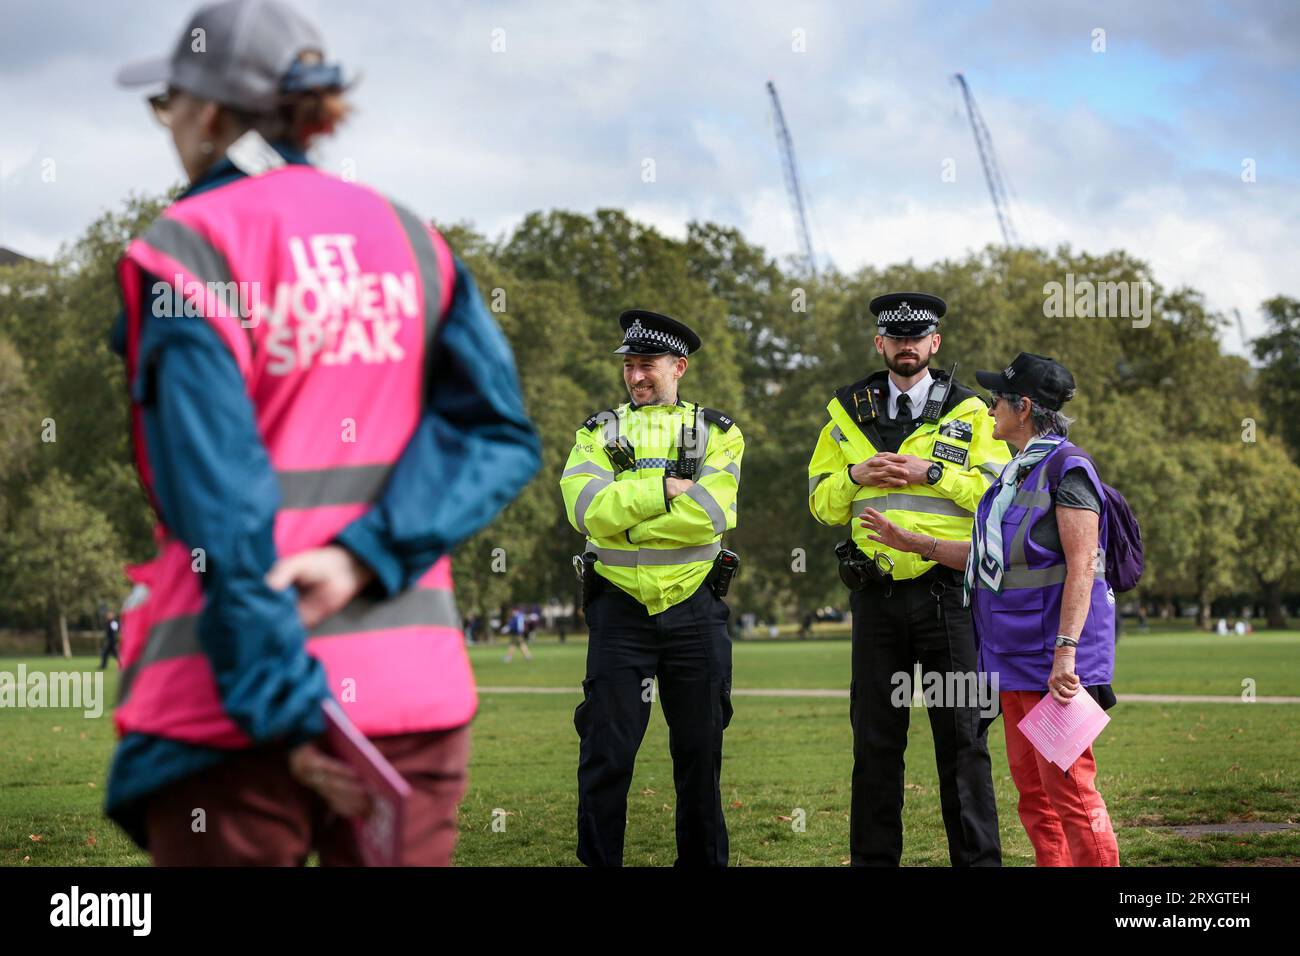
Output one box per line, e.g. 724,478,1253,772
990,393,1027,411
146,86,181,128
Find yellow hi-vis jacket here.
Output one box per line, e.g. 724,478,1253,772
561,400,743,615
807,371,1008,581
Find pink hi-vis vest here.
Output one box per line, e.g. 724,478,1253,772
115,164,476,748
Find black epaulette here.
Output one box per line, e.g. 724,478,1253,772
583,409,614,431
833,375,876,411
700,408,736,431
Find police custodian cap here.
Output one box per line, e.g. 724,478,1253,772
869,292,947,338
613,309,702,357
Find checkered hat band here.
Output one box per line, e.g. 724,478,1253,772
624,324,688,355
877,309,938,324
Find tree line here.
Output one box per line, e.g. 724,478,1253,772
4,193,1300,653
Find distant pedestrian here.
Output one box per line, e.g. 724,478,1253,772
100,612,120,670
502,607,533,663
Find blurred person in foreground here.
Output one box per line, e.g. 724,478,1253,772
106,0,539,865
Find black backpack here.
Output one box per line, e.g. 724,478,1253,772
1043,442,1144,593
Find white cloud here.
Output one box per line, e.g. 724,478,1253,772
0,0,1295,354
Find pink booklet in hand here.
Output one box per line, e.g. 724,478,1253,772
322,698,413,866
1015,689,1111,772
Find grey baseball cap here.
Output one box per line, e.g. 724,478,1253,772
116,0,336,114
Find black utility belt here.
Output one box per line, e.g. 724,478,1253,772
881,565,953,588
836,540,953,591
574,548,740,607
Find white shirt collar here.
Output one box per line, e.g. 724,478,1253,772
887,371,933,419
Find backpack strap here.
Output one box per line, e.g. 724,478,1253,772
1043,441,1093,494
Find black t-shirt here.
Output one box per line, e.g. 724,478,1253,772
1028,467,1102,554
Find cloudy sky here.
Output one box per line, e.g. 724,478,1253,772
1,0,1296,350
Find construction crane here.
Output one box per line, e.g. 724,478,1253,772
1234,308,1252,351
766,80,818,278
952,72,1020,247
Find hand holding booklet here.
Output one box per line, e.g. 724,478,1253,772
321,698,413,866
1015,688,1111,772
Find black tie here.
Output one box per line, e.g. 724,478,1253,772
896,393,914,431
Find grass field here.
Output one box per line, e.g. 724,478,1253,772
2,630,1297,866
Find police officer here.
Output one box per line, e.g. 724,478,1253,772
561,309,744,867
807,292,1006,866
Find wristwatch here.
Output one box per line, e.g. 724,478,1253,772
1055,635,1079,649
926,461,944,485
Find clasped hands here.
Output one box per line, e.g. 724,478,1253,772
849,452,931,488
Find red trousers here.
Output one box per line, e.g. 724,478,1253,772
145,724,470,866
1000,691,1119,867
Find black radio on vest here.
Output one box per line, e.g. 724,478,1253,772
921,362,958,422
605,436,636,473
670,423,704,479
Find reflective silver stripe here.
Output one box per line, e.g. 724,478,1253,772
117,615,200,704
1002,565,1066,589
1008,467,1048,566
118,588,460,704
809,472,832,496
852,493,973,518
1000,563,1105,590
141,217,234,286
685,481,727,534
594,542,721,568
562,461,615,480
831,425,845,443
389,202,445,362
573,477,612,534
978,461,1003,482
277,464,392,509
310,587,460,637
1012,489,1052,511
701,462,741,482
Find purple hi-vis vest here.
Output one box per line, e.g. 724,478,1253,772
971,446,1116,691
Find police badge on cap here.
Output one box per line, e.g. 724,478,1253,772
869,292,947,338
613,309,702,357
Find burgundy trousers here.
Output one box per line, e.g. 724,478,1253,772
145,724,470,866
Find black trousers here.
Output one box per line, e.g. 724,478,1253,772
99,633,119,669
575,580,733,867
848,568,1001,866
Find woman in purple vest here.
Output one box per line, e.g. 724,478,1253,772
859,353,1120,866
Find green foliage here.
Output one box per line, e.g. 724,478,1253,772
2,471,123,644
1253,295,1300,461
1,194,1296,633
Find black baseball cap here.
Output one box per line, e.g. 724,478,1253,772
614,309,701,357
869,291,946,338
976,353,1076,411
